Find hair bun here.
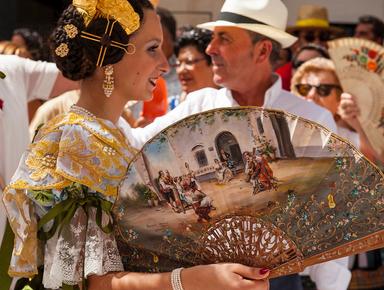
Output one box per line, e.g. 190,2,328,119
50,5,95,80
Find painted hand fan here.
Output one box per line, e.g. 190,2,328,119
114,107,384,278
328,37,384,158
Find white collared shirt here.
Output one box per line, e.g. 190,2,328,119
0,56,57,254
130,75,337,148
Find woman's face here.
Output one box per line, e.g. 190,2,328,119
114,9,169,102
176,45,215,94
300,70,341,115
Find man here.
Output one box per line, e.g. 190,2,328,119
287,4,344,53
0,55,77,289
130,0,346,289
354,15,384,45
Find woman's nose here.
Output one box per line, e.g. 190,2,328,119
306,87,318,101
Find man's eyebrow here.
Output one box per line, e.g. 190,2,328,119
214,31,234,41
216,31,229,37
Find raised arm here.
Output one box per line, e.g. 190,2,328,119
338,93,383,163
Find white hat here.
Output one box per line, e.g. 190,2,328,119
198,0,297,48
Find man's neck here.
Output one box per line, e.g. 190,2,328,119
231,75,274,107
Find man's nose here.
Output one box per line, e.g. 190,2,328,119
206,38,218,56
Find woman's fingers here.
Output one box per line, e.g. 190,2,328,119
339,93,361,117
182,264,269,290
338,102,360,118
229,263,270,280
240,277,270,290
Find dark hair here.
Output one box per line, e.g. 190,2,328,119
12,28,43,60
156,7,177,41
292,43,330,69
358,15,384,40
174,26,212,65
247,31,282,65
50,0,153,81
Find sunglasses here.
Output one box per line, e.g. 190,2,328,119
296,30,331,43
292,60,306,69
295,83,342,97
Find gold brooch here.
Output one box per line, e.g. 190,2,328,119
55,43,69,57
64,24,79,39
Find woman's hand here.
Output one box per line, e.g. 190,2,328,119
182,263,270,290
337,93,362,132
337,93,384,163
88,263,269,290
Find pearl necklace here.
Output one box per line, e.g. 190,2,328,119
70,105,96,119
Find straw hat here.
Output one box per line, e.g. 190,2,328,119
198,0,297,48
287,4,343,36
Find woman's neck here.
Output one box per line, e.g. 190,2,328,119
76,79,127,124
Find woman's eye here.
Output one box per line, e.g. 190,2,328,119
149,45,159,52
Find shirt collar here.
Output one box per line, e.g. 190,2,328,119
225,74,283,107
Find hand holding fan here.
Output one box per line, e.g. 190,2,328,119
114,107,384,278
328,37,384,159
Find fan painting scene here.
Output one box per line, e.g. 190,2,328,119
114,107,384,276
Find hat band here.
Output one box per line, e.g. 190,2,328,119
295,18,330,28
219,12,268,25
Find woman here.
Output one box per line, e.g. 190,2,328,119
214,158,233,184
172,26,219,106
3,1,269,289
291,57,380,162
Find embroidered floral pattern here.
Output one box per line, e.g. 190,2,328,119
343,46,384,73
3,112,133,287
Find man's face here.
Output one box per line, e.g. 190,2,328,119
354,23,378,43
205,26,256,90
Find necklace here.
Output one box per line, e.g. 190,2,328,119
70,105,96,119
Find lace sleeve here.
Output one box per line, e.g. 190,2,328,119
4,184,124,289
42,204,124,288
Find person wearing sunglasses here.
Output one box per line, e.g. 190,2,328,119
275,43,330,91
287,5,344,53
291,57,380,162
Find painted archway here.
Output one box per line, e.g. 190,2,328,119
215,131,244,169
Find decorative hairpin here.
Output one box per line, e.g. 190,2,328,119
55,43,69,57
64,24,79,39
80,18,136,67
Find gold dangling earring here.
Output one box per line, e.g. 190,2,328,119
103,64,114,98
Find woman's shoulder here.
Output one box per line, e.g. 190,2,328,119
9,112,137,197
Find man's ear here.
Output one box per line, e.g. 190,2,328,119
253,40,272,63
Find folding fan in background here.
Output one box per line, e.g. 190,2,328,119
328,37,384,159
113,107,384,278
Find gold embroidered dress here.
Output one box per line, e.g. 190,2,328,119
3,111,137,288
